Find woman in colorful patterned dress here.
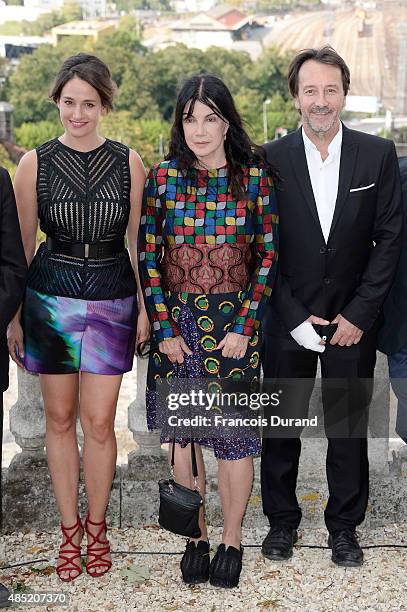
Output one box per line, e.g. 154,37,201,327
139,74,278,588
7,54,149,581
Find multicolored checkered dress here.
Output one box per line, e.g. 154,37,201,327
138,160,279,459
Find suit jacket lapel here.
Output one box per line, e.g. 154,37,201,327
288,128,323,236
328,125,358,239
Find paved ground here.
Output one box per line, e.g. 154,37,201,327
1,523,407,611
3,366,406,610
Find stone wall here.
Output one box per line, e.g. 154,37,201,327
3,353,407,534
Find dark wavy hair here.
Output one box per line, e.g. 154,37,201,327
167,73,274,200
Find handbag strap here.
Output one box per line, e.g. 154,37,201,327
171,437,198,479
170,307,200,489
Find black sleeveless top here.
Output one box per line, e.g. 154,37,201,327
27,138,137,300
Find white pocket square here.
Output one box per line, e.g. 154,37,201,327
349,183,375,193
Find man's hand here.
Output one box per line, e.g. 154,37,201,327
290,315,329,353
306,315,330,326
217,332,250,359
330,314,363,346
7,318,25,368
158,336,192,364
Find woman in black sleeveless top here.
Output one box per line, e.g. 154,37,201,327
7,54,149,581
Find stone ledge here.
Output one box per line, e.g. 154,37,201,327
3,451,407,534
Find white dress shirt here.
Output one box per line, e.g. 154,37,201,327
302,124,342,243
289,125,343,351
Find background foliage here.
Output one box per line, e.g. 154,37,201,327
2,18,299,170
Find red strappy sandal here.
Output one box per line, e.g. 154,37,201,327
84,515,112,578
56,515,83,582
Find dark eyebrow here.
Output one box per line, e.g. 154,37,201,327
182,111,218,118
62,96,97,102
302,84,339,89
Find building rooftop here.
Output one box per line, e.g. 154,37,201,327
172,8,249,32
210,4,247,26
52,19,117,34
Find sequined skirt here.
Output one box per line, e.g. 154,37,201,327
146,291,262,460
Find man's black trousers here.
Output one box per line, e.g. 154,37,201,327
261,334,376,533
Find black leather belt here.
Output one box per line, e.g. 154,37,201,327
46,237,125,259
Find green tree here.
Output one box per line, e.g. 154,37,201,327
203,47,252,95
265,92,298,139
115,0,171,10
61,0,83,22
0,145,16,176
0,21,24,35
101,111,170,167
234,86,263,142
15,120,61,150
92,16,145,88
118,44,207,122
22,13,65,37
21,2,82,37
6,30,297,146
5,39,84,126
244,46,292,102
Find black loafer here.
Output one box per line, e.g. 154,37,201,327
180,540,210,584
261,526,298,561
209,544,243,588
328,530,363,567
0,583,11,609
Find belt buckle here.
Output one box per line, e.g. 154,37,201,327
84,243,90,258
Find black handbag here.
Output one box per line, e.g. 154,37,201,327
158,437,203,538
157,306,205,538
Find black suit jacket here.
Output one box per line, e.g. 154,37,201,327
377,157,407,355
263,124,402,344
0,167,27,392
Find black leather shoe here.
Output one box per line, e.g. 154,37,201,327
180,540,210,584
328,530,363,567
261,526,298,561
0,583,11,608
209,544,243,588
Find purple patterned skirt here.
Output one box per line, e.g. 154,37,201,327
23,288,137,375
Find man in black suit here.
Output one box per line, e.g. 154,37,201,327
261,47,402,567
0,166,27,605
378,158,407,441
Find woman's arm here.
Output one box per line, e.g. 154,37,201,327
138,164,181,343
138,165,190,363
13,150,38,267
126,149,150,348
230,168,279,337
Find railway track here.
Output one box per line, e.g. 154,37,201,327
264,8,399,108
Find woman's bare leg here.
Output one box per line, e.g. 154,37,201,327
79,372,122,574
218,456,253,549
40,373,81,580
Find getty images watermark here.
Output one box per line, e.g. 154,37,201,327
165,389,318,429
